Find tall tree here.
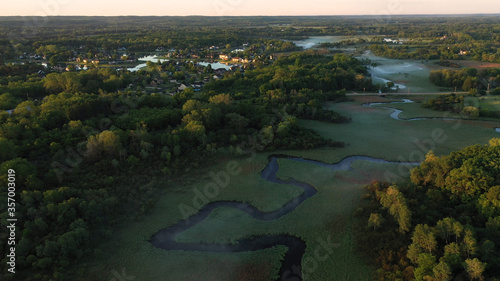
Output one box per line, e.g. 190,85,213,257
464,258,486,281
412,224,437,254
368,213,384,230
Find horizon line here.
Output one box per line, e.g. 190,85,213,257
1,13,499,17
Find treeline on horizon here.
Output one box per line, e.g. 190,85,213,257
1,15,499,62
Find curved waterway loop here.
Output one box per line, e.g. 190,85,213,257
150,155,419,280
365,99,500,132
364,99,452,121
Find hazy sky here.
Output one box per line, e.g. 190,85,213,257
2,0,500,16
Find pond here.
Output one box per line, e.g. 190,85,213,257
128,56,169,72
198,61,232,70
357,51,440,93
292,35,373,49
128,56,233,72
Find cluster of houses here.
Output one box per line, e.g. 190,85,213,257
164,51,253,63
219,54,253,63
73,56,138,65
145,61,235,96
19,53,44,60
14,43,265,96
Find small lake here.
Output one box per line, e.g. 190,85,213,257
292,35,373,49
128,56,233,72
128,56,169,72
198,62,232,70
357,51,436,92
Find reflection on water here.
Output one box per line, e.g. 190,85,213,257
128,56,233,72
198,61,232,70
128,56,168,72
371,74,407,89
292,35,372,49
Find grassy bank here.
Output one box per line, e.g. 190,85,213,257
69,95,500,281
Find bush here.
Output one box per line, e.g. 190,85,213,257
461,106,479,117
490,87,500,95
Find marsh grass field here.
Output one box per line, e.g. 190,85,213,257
76,154,406,281
74,95,500,281
479,95,500,111
358,51,452,93
357,51,500,94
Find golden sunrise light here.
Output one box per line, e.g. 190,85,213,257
1,0,500,16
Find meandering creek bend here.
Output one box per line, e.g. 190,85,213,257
150,154,418,280
151,98,500,279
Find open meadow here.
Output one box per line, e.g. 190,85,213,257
72,94,500,281
358,51,449,93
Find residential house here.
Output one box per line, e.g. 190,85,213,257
151,78,164,87
207,52,219,59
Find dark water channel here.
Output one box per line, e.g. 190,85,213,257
150,155,419,280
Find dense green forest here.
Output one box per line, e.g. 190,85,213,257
1,15,499,65
1,15,500,280
357,141,500,280
422,93,500,119
428,68,500,94
0,47,369,279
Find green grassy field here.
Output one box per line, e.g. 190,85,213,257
358,52,453,93
73,95,500,281
76,153,412,281
478,95,500,111
290,96,500,163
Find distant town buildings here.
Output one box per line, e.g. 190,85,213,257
383,38,404,44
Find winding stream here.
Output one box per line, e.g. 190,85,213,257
363,98,453,121
150,96,500,280
150,155,419,280
364,99,500,128
150,99,500,279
